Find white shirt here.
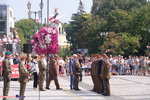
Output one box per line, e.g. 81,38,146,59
43,58,47,67
10,58,14,65
2,38,7,43
31,60,39,73
112,59,117,65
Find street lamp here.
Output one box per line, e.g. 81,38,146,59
27,1,44,34
100,32,108,52
39,0,44,28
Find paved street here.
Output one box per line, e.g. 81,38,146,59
0,75,150,100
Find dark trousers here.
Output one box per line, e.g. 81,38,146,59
130,65,132,75
20,83,26,100
33,72,38,88
3,77,10,96
80,70,82,81
103,79,110,95
98,77,105,93
39,73,45,90
74,74,80,89
70,75,74,89
46,73,60,89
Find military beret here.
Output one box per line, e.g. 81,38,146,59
92,54,99,57
40,54,45,57
5,51,12,55
20,53,26,60
78,54,82,57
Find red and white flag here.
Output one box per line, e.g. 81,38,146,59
37,19,40,23
54,14,65,23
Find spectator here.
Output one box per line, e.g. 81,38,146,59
31,54,39,90
140,57,146,76
13,54,20,65
65,56,70,76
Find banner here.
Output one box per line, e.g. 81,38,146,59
11,65,30,78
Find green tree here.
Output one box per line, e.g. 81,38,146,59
15,19,41,43
91,0,147,18
100,32,140,56
129,4,150,55
16,28,26,50
78,0,86,15
79,15,107,54
106,9,132,33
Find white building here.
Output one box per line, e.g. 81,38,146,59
51,22,70,47
0,4,14,38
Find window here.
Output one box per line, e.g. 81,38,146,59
0,6,7,20
0,21,6,32
10,11,12,18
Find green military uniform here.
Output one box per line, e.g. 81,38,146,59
91,60,97,91
94,60,102,92
46,58,60,89
18,62,29,100
38,59,47,91
73,59,82,90
2,57,12,97
101,61,111,95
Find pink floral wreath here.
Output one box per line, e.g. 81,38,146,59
30,27,59,55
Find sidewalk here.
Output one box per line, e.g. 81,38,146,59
0,75,150,100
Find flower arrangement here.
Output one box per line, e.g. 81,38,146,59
30,27,59,55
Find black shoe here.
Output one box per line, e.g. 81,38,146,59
40,89,46,91
97,92,103,94
46,87,50,90
102,93,110,96
91,89,95,92
57,88,62,90
70,88,74,90
75,89,81,91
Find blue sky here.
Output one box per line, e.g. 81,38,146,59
0,0,93,23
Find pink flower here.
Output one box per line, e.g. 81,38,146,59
31,27,59,55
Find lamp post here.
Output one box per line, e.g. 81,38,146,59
27,1,43,34
147,29,150,57
39,0,44,28
100,32,108,53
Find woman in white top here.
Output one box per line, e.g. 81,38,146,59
12,38,18,54
31,54,39,90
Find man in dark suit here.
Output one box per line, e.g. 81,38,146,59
69,55,74,90
97,52,105,94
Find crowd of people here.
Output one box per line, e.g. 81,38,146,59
0,35,21,54
1,49,150,99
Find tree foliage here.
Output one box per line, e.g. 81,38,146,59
16,28,26,50
100,32,140,56
15,19,41,43
91,0,147,18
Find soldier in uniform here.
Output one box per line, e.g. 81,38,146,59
101,54,111,96
73,54,82,91
38,54,47,91
2,51,12,100
91,54,98,92
46,54,62,90
94,55,102,93
18,53,30,100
